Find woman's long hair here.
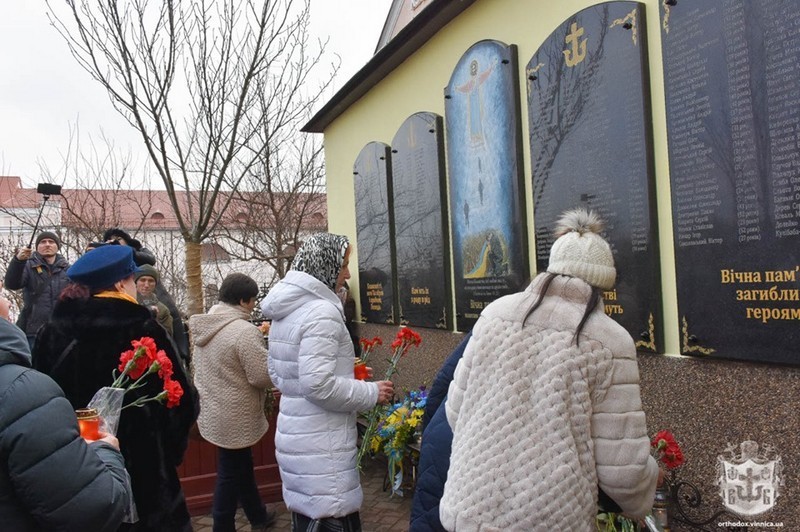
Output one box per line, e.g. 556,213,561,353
522,272,602,346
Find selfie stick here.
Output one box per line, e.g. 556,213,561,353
27,183,63,248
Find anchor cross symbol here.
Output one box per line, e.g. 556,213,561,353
735,467,765,503
563,22,587,67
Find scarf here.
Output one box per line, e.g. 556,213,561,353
291,233,350,291
94,290,140,305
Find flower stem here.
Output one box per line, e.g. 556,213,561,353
356,404,385,471
122,390,167,410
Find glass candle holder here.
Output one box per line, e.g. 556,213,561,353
652,485,670,532
75,408,101,440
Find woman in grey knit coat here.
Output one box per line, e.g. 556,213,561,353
189,273,275,532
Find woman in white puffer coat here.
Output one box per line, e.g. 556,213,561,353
261,233,393,532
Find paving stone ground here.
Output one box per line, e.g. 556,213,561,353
190,456,414,532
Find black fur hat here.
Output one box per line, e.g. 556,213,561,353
102,228,143,250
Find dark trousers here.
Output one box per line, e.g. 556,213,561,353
292,511,361,532
212,446,268,532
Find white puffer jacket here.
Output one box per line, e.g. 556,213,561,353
440,274,659,531
260,270,379,519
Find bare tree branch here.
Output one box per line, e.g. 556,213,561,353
46,0,332,314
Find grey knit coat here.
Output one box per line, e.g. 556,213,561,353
189,303,271,449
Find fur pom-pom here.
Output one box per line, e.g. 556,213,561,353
553,208,605,237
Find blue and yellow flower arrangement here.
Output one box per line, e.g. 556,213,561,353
369,386,427,496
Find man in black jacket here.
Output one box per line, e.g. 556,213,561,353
3,231,70,350
0,302,131,531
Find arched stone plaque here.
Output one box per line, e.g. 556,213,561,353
445,40,529,332
391,112,453,329
354,141,397,324
661,0,800,365
527,2,663,353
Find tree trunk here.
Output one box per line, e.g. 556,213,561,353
185,240,204,316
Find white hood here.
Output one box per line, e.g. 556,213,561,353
260,270,344,321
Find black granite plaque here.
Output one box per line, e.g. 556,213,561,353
445,40,529,332
354,142,397,324
391,112,453,330
662,0,800,365
528,2,662,353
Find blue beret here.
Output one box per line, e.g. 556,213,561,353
68,245,139,289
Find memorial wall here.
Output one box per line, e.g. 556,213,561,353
348,0,798,367
662,0,800,365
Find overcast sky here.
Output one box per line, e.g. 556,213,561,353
0,1,392,185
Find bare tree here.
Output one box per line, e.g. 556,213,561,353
216,129,328,289
46,0,336,315
53,127,157,253
0,127,155,255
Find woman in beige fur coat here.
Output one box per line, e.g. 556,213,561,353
439,209,661,531
189,273,275,532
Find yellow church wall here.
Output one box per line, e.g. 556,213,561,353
323,0,680,352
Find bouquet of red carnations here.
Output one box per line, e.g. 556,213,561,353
78,336,182,524
82,337,184,438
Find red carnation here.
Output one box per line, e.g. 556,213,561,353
118,348,149,380
662,445,685,469
163,378,184,408
155,350,173,380
651,430,677,450
131,337,158,362
651,430,684,470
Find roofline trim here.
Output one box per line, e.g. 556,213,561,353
302,0,477,133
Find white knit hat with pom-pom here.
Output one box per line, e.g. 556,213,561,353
546,208,616,290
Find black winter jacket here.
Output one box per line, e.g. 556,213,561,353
0,319,129,531
32,295,199,532
4,253,70,336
